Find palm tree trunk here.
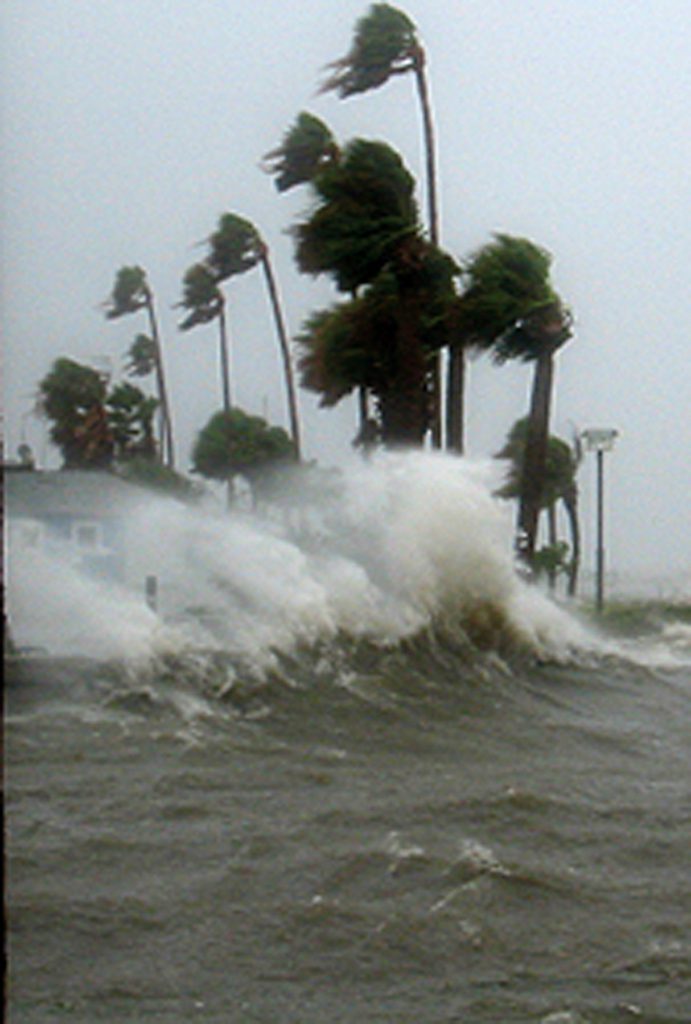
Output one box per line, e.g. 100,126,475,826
518,349,554,564
144,292,175,468
445,345,465,453
412,47,443,450
218,300,232,414
547,502,558,591
562,486,581,597
259,248,302,461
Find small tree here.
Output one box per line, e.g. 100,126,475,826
38,357,113,469
497,417,581,594
192,408,295,504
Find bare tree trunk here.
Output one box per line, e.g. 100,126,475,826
259,248,302,461
518,350,554,565
217,299,232,414
412,47,443,450
144,291,175,469
445,346,465,454
547,502,558,591
562,486,581,597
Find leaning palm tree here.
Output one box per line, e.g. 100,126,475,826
457,234,573,565
497,418,581,595
204,213,301,459
177,263,232,413
320,4,447,447
292,142,459,447
104,266,175,467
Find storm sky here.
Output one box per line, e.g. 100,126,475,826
2,0,690,588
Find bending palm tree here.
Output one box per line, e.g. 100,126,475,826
458,234,573,565
321,4,447,447
104,266,175,467
177,263,232,413
292,139,458,446
205,213,302,459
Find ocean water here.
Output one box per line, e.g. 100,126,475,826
6,453,691,1023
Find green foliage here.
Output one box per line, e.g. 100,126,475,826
263,112,338,192
125,334,157,377
104,266,149,318
321,4,418,97
297,247,457,408
206,214,262,281
106,381,158,460
533,541,570,578
39,358,161,468
458,235,559,354
192,408,296,485
177,263,223,330
116,458,201,501
294,138,419,293
39,358,113,468
496,417,578,508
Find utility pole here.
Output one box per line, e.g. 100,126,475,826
582,428,619,612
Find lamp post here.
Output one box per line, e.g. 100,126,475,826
581,428,619,612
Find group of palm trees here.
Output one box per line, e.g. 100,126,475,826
96,4,577,574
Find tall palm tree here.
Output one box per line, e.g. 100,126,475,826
204,213,302,459
457,234,573,566
104,266,175,467
177,263,232,413
320,4,447,447
292,141,458,447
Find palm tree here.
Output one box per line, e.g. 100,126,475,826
497,418,581,595
320,4,447,447
104,266,175,467
290,139,460,447
106,381,158,462
204,214,302,459
38,357,114,469
177,263,232,413
457,234,573,566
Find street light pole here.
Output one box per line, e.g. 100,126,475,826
582,428,619,613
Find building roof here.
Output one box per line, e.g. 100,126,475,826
4,469,146,519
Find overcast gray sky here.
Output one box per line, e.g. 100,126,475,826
2,0,690,587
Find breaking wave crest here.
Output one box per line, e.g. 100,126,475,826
8,452,595,672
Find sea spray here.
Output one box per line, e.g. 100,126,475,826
7,451,594,667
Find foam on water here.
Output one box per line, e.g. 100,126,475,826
6,451,605,667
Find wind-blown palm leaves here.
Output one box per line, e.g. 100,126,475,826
497,418,581,595
104,266,175,467
320,4,446,446
177,263,231,413
292,141,459,446
458,234,573,564
294,139,420,293
39,358,113,469
125,334,157,378
196,213,301,458
262,112,339,193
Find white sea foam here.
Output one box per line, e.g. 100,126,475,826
6,451,605,665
